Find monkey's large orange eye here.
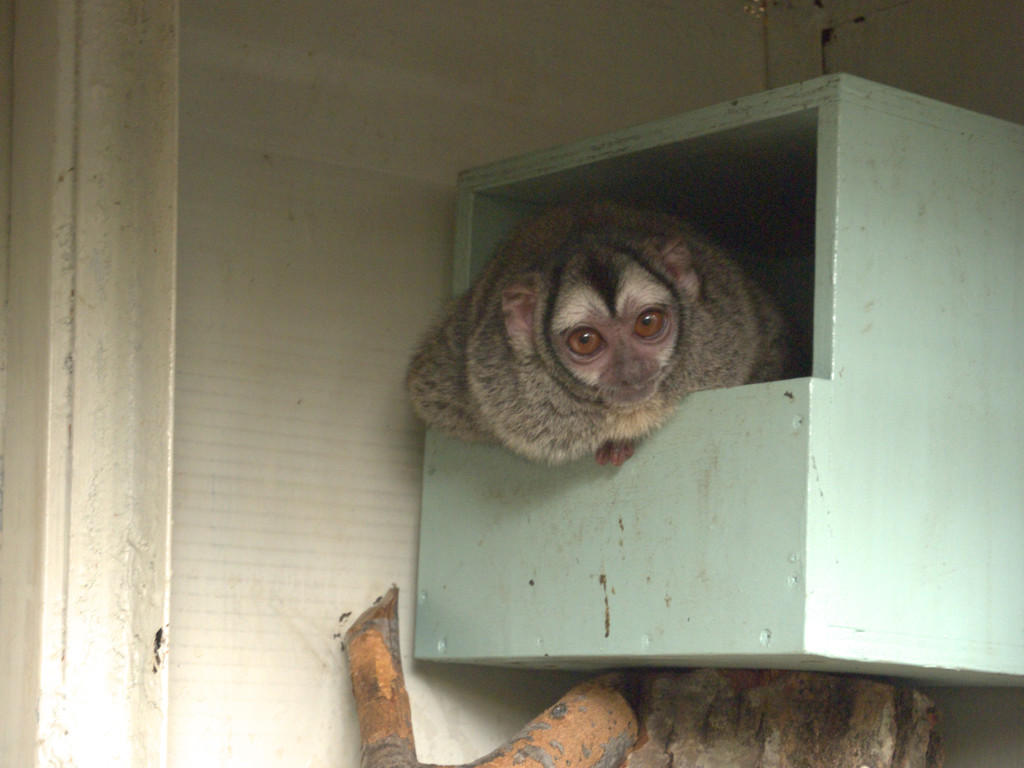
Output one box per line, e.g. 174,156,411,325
634,309,667,339
566,327,604,356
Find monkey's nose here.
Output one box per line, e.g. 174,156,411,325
615,357,655,388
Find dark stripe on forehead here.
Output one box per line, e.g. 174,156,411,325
542,230,683,329
591,235,683,313
542,258,566,337
582,256,620,315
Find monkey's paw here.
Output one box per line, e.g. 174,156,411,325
595,440,634,466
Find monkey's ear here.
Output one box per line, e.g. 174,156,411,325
659,238,700,301
501,279,538,344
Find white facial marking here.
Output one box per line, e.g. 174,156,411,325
615,263,674,317
550,285,610,335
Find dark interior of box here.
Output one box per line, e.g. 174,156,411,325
474,109,819,378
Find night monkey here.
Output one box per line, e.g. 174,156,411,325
406,202,787,465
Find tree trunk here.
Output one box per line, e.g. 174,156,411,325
626,668,942,768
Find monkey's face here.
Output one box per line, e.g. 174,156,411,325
548,260,681,407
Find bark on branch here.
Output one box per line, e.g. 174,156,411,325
344,586,638,768
345,588,942,768
346,587,418,768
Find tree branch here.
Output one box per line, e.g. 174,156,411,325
344,586,639,768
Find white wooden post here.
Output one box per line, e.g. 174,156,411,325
0,0,178,765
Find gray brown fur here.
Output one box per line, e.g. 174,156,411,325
406,202,788,464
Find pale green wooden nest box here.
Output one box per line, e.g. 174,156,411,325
413,75,1024,684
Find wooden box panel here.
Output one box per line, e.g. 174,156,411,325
414,75,1024,683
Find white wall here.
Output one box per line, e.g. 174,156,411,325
766,0,1024,125
170,3,768,767
0,0,10,569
